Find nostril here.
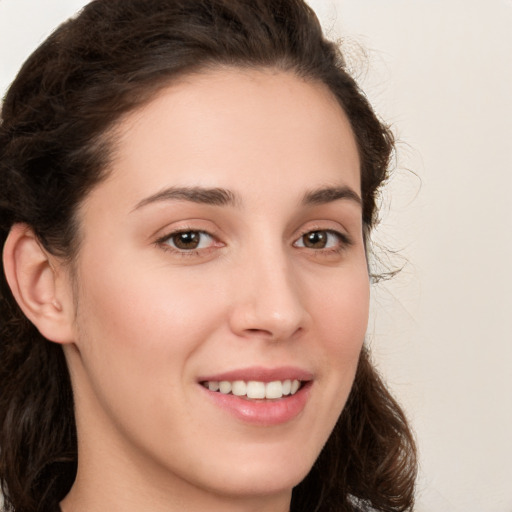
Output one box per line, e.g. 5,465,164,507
245,328,274,337
243,325,303,342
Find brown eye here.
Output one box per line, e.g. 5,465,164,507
165,231,214,251
302,231,329,249
294,229,348,250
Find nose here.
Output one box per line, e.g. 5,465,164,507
227,248,309,342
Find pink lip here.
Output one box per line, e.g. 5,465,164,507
197,366,314,426
197,365,314,383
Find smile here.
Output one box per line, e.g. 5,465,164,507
198,367,313,424
201,379,303,399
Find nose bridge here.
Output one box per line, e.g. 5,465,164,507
229,237,307,340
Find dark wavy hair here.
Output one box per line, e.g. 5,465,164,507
0,1,417,511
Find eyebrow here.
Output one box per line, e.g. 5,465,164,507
302,185,362,207
132,186,239,211
132,184,362,211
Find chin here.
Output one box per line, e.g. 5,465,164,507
205,467,309,499
190,444,318,499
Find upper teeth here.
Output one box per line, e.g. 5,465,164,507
204,379,301,399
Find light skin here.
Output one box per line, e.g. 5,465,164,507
4,68,369,512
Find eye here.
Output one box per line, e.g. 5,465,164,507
162,230,215,251
294,229,348,250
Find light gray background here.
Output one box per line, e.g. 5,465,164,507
1,1,511,511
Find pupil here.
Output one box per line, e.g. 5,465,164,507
305,231,326,248
174,232,199,249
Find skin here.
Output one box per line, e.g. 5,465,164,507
47,68,369,512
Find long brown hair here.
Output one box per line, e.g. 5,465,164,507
0,1,416,511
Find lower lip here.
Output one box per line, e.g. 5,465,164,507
200,382,312,426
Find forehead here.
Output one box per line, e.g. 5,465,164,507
98,68,361,209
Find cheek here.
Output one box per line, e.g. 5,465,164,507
80,253,217,337
71,256,231,454
315,265,370,345
73,253,226,396
282,266,369,464
309,265,369,394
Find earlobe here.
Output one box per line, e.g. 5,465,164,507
3,223,75,344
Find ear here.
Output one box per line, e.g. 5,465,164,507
3,223,75,344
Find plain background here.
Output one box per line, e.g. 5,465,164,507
1,1,511,511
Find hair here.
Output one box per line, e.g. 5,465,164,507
0,1,417,511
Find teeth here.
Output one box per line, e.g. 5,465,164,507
247,381,266,399
291,379,300,394
208,381,219,392
265,380,284,399
231,380,247,396
218,381,232,394
203,379,303,399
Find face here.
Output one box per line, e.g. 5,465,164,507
63,69,369,508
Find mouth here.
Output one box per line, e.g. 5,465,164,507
200,379,305,400
197,367,313,424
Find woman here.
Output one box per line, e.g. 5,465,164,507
0,1,416,511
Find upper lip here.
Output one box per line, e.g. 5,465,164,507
198,366,314,383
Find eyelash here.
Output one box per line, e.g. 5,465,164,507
155,227,352,257
156,228,220,258
293,228,353,255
